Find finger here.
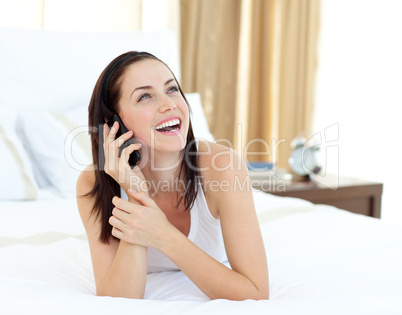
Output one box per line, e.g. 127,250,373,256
103,123,109,150
114,133,134,155
112,196,136,214
112,196,125,208
115,130,134,147
121,143,141,163
107,121,119,140
104,121,115,138
112,207,130,222
104,122,118,166
109,214,125,230
128,189,157,208
103,123,108,139
111,226,124,240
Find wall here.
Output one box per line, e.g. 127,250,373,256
0,0,179,34
313,0,402,225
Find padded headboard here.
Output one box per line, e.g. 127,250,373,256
0,27,180,111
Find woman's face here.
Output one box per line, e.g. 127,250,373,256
117,59,189,155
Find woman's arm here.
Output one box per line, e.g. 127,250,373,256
160,144,268,300
161,227,268,300
76,168,147,299
111,143,269,300
76,121,149,298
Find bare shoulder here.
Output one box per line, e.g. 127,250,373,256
76,165,96,222
197,140,248,182
197,143,267,298
76,165,96,200
197,140,251,217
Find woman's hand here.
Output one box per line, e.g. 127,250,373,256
109,189,173,249
103,121,146,195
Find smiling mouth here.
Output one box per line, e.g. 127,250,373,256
154,118,181,133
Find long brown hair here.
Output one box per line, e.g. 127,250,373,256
85,51,199,244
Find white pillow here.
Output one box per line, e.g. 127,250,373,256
17,107,92,198
0,108,38,200
185,93,214,142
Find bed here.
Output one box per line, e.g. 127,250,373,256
1,27,401,315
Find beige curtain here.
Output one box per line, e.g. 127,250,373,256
181,0,242,143
181,0,320,169
275,0,320,168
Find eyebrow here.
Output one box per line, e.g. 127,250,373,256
130,78,176,99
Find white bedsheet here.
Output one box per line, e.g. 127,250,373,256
1,190,401,315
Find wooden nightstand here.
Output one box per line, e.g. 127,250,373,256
252,175,383,218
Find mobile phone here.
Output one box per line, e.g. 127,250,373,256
107,114,141,167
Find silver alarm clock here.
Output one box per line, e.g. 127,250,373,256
288,137,321,177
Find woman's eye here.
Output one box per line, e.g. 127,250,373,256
167,86,179,93
138,93,151,102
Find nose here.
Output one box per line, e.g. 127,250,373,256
158,95,177,112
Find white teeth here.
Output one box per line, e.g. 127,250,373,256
155,118,180,130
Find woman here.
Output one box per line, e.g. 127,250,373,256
76,51,269,300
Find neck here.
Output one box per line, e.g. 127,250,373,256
140,149,185,196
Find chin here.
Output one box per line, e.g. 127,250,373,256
142,133,187,153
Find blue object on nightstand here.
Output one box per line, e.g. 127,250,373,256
247,162,274,171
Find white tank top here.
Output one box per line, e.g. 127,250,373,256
120,183,228,273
